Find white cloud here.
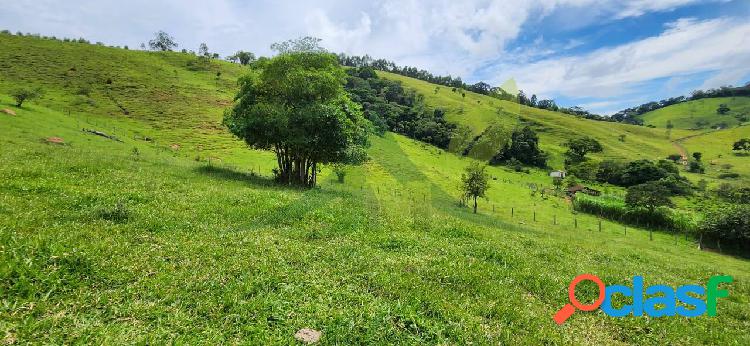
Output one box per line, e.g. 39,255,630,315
489,17,750,108
614,0,707,19
0,0,744,115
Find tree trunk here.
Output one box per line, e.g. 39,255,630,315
473,196,477,214
272,146,316,187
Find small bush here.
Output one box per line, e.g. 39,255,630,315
719,172,740,179
95,201,130,223
75,86,91,96
333,164,346,183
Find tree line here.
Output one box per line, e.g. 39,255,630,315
336,53,604,120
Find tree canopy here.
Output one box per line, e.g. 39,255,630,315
461,162,490,214
564,137,603,166
490,126,547,168
271,36,326,54
343,66,456,148
11,87,43,107
625,181,675,213
148,31,178,51
223,52,371,187
733,138,750,153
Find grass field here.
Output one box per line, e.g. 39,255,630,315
378,71,696,169
638,97,750,130
2,34,750,344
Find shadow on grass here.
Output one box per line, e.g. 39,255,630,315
195,164,276,187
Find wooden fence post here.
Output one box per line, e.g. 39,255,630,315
598,220,602,232
511,207,514,218
575,218,578,229
533,211,536,222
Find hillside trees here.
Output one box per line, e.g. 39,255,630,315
699,205,750,253
343,66,455,148
223,52,370,187
271,36,325,54
490,127,548,167
461,162,490,214
148,31,178,51
233,51,256,65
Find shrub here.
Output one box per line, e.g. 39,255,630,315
333,164,346,183
76,86,91,96
688,160,704,173
572,194,695,232
95,201,130,223
719,172,740,179
567,161,598,181
715,183,750,204
699,205,750,254
11,87,43,107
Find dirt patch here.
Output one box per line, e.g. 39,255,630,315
1,108,16,116
170,144,181,151
45,137,65,145
294,328,321,344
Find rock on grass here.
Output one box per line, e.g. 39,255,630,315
294,328,321,344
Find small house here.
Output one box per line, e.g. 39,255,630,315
549,170,566,178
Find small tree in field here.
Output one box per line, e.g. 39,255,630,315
233,51,256,65
223,51,370,187
148,31,178,51
626,181,674,240
11,87,43,107
461,162,489,214
198,43,209,58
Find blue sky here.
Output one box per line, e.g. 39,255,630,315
2,0,749,114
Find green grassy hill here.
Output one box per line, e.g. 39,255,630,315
378,72,694,169
2,34,750,344
638,97,750,130
0,32,273,167
378,72,750,182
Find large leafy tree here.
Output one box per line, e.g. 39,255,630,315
223,52,370,187
490,126,547,167
234,51,256,65
564,136,603,165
